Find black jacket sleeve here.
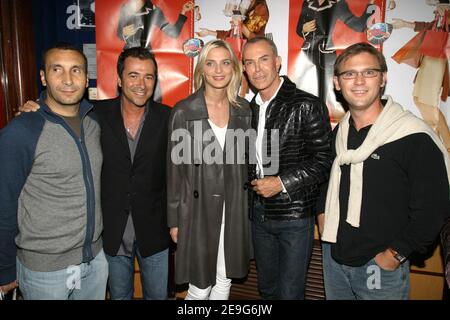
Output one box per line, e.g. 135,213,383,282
391,134,450,257
280,100,333,196
315,125,338,215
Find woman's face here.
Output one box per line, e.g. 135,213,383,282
202,47,234,90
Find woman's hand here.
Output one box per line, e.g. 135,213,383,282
302,20,316,33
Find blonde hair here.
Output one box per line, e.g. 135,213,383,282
194,40,243,107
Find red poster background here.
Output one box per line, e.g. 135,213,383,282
95,0,194,107
287,0,386,124
288,0,386,76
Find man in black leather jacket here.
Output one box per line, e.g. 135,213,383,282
242,36,332,299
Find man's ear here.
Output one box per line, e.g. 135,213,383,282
118,76,122,88
333,76,341,91
276,56,282,73
40,70,46,87
381,72,387,88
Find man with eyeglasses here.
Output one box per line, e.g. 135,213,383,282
316,42,450,300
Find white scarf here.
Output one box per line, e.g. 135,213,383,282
321,96,450,243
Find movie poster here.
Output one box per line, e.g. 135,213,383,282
95,0,195,107
384,0,450,150
186,0,289,101
95,0,450,152
288,0,386,124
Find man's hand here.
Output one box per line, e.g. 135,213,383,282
181,1,194,15
251,176,283,198
0,280,18,296
374,249,400,271
317,213,325,236
302,20,316,33
19,100,40,113
16,100,40,116
170,227,178,243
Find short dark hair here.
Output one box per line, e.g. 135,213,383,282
243,36,278,58
41,42,87,73
116,47,158,78
334,42,387,76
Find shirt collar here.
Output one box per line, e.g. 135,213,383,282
120,101,149,120
255,77,284,107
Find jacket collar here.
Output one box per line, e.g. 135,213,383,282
251,75,297,106
307,0,337,11
184,88,250,121
276,75,298,100
105,96,164,161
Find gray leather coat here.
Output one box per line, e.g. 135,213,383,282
167,89,253,289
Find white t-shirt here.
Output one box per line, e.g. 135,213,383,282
208,119,227,150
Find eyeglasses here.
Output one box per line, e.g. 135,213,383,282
337,69,382,80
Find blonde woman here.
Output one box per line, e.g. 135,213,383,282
167,40,252,300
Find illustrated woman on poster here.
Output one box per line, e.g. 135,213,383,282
295,0,375,122
196,0,269,41
392,0,450,151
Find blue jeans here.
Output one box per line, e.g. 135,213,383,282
17,249,108,300
322,243,410,300
251,201,314,299
105,246,168,300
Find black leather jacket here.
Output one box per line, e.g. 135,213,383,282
249,76,332,220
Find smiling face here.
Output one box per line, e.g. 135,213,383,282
118,56,156,109
243,40,281,101
333,52,386,113
202,47,233,90
40,48,88,113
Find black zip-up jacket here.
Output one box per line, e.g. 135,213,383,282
249,76,332,220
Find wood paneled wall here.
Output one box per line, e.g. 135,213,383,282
0,0,38,127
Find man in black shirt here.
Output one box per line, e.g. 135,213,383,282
317,42,450,299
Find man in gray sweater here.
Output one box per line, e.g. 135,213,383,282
0,43,107,299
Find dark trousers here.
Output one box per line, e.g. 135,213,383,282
251,201,314,300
